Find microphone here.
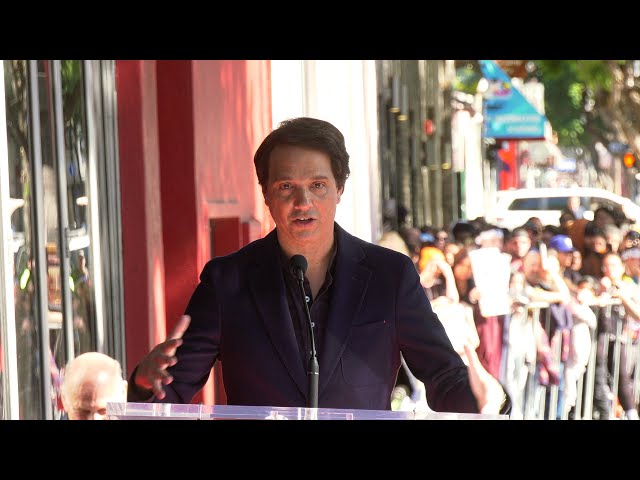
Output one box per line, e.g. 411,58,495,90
289,254,308,282
288,254,319,409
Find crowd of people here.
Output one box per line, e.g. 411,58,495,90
385,199,640,420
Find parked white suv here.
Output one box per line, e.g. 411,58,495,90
486,187,640,230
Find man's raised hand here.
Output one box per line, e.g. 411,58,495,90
133,315,191,400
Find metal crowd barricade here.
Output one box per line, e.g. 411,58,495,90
572,310,599,420
519,301,551,420
504,295,639,420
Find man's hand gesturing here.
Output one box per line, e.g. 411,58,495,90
133,315,191,400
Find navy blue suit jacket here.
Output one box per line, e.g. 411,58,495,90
156,223,479,413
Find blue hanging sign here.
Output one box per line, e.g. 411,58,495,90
479,60,547,140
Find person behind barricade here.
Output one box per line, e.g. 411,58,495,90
433,227,449,252
418,246,458,306
418,226,437,247
397,240,471,409
568,217,590,257
546,237,599,417
581,223,609,279
559,211,577,236
621,247,640,284
503,269,537,419
442,241,460,268
452,221,477,249
562,195,586,221
418,246,479,367
399,226,424,271
504,227,532,274
593,205,620,230
594,252,640,420
377,229,411,258
378,223,423,404
452,247,504,380
621,228,640,253
542,225,561,246
540,244,596,419
521,249,572,389
475,227,504,250
570,248,583,276
522,217,544,246
603,224,623,255
549,234,582,295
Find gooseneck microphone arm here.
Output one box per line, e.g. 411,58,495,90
289,254,319,409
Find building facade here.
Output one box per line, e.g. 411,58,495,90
0,59,391,419
0,60,274,419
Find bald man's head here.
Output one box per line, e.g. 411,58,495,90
61,352,127,420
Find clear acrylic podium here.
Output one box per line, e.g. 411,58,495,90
107,402,508,420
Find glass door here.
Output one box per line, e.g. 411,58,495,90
0,60,123,419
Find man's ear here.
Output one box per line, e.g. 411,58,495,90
337,186,344,204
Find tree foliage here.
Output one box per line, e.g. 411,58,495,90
532,60,640,155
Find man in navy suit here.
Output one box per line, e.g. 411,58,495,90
128,117,508,415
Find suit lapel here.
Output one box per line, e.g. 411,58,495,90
319,224,371,395
249,230,307,397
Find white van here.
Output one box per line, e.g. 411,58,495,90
486,187,640,230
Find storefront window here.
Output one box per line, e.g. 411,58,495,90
1,60,121,419
4,60,45,419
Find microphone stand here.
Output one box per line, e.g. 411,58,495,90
295,276,319,410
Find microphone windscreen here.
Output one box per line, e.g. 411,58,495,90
289,254,308,277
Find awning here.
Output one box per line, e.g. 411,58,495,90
479,60,548,141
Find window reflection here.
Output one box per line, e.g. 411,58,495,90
38,60,64,418
4,60,44,419
61,60,96,355
2,60,104,418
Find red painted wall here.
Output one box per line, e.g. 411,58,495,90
155,61,200,351
117,60,273,403
116,60,168,377
192,60,274,241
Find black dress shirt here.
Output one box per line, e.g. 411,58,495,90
279,238,337,370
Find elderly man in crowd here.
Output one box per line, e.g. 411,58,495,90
60,352,127,420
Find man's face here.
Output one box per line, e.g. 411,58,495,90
264,145,342,250
591,235,608,254
522,251,542,285
571,250,582,270
508,235,531,259
602,254,624,280
65,373,126,420
557,251,573,269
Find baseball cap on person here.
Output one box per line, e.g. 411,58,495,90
549,234,575,253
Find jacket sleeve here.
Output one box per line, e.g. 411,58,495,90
395,255,479,413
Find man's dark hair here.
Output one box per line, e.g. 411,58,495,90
452,221,477,245
253,117,351,192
